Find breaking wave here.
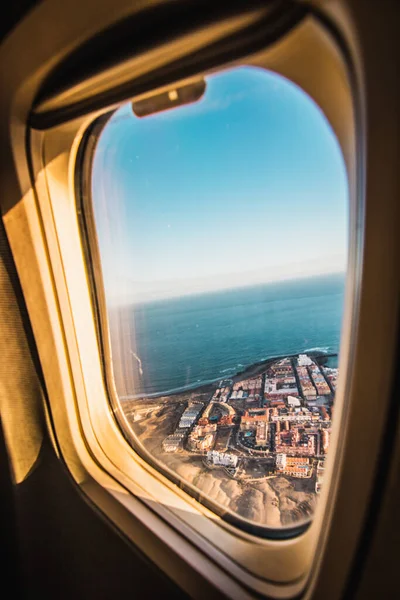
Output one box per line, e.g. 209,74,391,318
303,346,330,353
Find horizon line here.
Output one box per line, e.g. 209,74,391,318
109,270,346,309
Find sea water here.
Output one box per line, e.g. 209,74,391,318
122,272,345,397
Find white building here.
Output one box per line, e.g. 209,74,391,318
287,395,302,407
271,410,312,422
162,431,187,452
297,354,313,366
276,453,287,469
178,403,202,428
207,450,238,468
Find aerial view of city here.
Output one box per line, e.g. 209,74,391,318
122,349,338,528
92,66,347,530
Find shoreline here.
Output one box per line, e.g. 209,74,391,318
121,351,338,403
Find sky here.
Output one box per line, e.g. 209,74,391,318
92,66,348,305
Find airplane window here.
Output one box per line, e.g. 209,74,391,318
89,66,348,532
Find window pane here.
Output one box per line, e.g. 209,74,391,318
90,66,348,532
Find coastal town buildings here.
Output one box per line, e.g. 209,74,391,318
296,364,317,399
264,358,299,403
161,353,337,484
323,366,338,391
188,423,217,452
309,362,331,396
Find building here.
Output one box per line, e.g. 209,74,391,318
276,454,312,478
323,366,338,391
187,422,217,451
296,365,317,398
255,421,268,446
270,406,313,422
276,453,287,469
264,359,299,403
309,363,331,395
264,381,299,396
207,450,238,468
162,431,187,452
188,433,215,452
298,354,313,366
287,395,302,407
240,409,269,433
178,403,203,428
275,424,317,456
233,376,262,392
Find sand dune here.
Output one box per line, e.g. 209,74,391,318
126,397,315,528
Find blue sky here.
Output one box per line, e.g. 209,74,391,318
92,66,348,304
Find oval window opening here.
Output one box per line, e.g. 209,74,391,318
89,66,348,534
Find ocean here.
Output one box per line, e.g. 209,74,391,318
122,272,345,398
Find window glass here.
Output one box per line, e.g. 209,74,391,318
90,67,348,532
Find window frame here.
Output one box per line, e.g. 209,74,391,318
3,1,394,598
28,14,359,595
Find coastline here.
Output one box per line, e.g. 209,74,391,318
126,348,337,528
121,351,338,403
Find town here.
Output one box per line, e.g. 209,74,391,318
162,354,338,493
